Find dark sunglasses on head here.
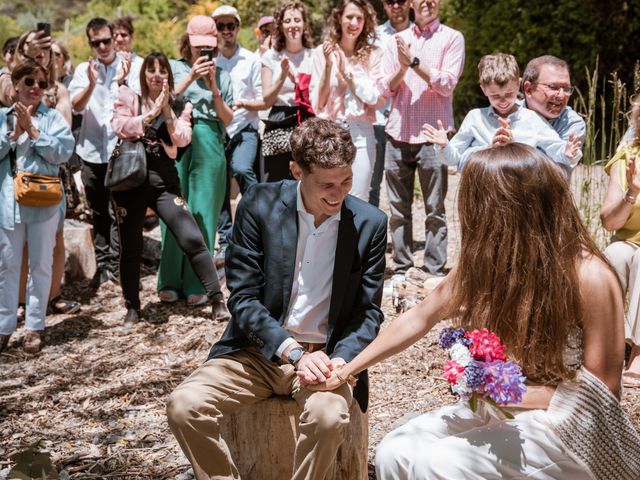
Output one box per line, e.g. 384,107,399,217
385,0,407,5
24,77,49,89
89,37,112,49
216,21,238,32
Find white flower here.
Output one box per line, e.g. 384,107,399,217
451,375,471,399
449,343,472,366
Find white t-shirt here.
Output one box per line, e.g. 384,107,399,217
261,48,313,107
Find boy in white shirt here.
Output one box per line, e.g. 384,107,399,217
423,53,580,173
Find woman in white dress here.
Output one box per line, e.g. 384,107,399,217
309,143,640,479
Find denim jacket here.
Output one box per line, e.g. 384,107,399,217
0,102,74,229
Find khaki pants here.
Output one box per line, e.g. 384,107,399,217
604,240,640,345
167,348,353,480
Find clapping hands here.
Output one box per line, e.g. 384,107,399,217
492,117,513,145
564,132,582,160
116,52,132,86
10,103,37,140
422,120,448,147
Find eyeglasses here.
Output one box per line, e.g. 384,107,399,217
6,47,15,55
114,32,130,38
216,22,238,32
385,0,407,6
535,82,574,96
259,26,273,36
89,37,112,49
24,77,49,90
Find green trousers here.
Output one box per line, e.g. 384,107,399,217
157,120,226,296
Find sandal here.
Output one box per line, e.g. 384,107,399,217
187,294,209,306
48,296,81,315
23,330,42,354
159,290,180,303
622,371,640,388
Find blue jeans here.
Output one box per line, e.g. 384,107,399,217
385,137,448,275
369,124,387,208
218,127,259,249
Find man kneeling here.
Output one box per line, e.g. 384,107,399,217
167,118,387,480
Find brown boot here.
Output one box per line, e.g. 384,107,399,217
23,330,42,353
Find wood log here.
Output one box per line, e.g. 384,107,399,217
219,396,368,479
63,219,96,282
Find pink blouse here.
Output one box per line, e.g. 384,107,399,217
112,85,193,159
310,45,385,123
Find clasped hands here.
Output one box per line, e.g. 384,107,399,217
289,348,357,392
9,103,39,141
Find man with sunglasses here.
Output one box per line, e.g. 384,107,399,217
211,5,263,267
379,0,464,284
370,0,413,209
522,55,585,176
69,17,141,288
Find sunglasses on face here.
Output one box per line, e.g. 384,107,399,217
216,22,238,32
89,37,112,49
24,77,49,89
385,0,407,5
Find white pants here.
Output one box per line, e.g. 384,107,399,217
0,211,60,334
604,240,640,345
375,402,591,479
346,120,375,202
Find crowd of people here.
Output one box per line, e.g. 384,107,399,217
1,0,640,478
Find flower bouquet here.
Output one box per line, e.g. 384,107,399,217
439,327,527,418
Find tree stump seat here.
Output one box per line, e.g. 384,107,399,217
219,396,369,479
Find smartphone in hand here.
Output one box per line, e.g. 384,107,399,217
36,22,51,37
200,48,214,61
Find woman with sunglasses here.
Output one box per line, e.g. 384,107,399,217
157,16,233,308
310,0,384,201
258,2,314,182
112,52,230,325
0,61,74,353
7,30,82,318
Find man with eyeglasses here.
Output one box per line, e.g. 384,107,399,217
211,5,263,267
379,0,465,284
522,55,585,175
68,17,141,288
370,0,413,209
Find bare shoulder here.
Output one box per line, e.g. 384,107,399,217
578,253,623,320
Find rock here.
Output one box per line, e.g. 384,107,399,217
63,219,96,282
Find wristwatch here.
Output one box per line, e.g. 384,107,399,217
288,347,306,367
410,57,420,69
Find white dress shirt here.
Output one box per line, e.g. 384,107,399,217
276,183,341,357
439,104,569,170
216,45,262,138
68,52,139,164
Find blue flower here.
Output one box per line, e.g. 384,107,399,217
438,328,472,350
464,360,486,390
483,361,528,406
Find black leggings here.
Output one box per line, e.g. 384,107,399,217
112,180,222,311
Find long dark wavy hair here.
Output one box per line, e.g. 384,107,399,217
139,52,175,102
272,2,314,52
326,0,377,64
446,143,613,384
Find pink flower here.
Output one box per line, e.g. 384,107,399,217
443,360,465,384
466,328,507,361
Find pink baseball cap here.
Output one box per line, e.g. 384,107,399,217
187,16,217,47
257,16,275,29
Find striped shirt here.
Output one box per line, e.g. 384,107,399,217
379,19,465,144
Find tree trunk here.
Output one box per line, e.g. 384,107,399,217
219,396,369,479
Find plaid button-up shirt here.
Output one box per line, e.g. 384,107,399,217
379,19,465,144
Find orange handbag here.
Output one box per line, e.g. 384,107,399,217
10,148,62,207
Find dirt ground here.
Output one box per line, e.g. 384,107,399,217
1,169,638,479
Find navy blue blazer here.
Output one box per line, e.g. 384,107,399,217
208,180,387,412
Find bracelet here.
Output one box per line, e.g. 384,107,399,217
624,189,637,205
335,368,358,384
212,90,222,99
